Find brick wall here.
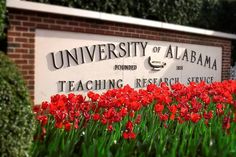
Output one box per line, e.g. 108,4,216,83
7,9,232,101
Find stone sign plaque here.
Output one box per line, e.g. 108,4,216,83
35,29,222,104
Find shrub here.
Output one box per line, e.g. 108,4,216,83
0,0,6,39
0,52,35,157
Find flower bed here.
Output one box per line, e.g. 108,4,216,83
32,80,236,157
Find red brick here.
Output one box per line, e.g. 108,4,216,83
140,34,147,39
22,43,34,48
29,39,35,43
15,15,29,21
22,65,33,70
104,31,114,35
29,49,34,54
8,31,21,36
11,20,21,26
9,14,14,19
27,59,34,64
124,33,132,37
8,43,20,48
8,54,21,58
29,28,35,32
30,96,35,101
30,17,42,22
15,38,28,42
7,48,14,53
37,23,49,29
109,26,119,31
28,81,34,86
20,70,28,75
135,29,143,33
43,18,55,23
86,28,96,33
101,25,109,30
50,25,61,30
131,34,140,38
22,32,34,37
74,27,85,32
119,27,127,32
15,59,27,64
8,37,14,42
114,31,124,36
24,75,34,80
62,26,73,32
15,48,28,53
23,22,36,27
15,26,28,31
80,22,90,27
29,71,35,74
68,21,78,26
56,20,67,25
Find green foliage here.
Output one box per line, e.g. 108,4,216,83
29,0,203,25
0,0,6,39
27,0,235,33
0,53,35,157
216,0,236,64
0,0,6,52
217,0,236,33
144,0,203,25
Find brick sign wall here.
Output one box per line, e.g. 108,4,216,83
7,6,232,102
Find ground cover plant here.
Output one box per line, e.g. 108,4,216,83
32,80,236,157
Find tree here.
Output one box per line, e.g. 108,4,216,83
29,0,203,26
145,0,203,25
